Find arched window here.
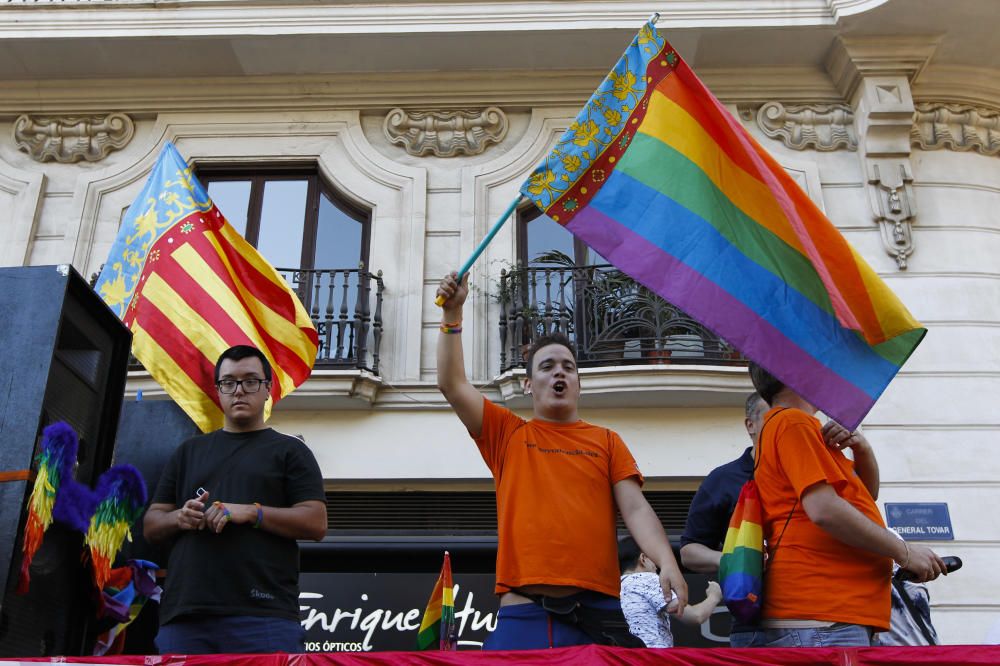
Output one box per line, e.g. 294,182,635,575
198,165,380,370
198,165,369,274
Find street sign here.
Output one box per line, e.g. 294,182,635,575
885,502,954,541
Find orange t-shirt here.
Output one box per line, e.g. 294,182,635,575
474,398,643,597
755,408,892,630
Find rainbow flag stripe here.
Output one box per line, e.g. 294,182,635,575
417,551,456,651
520,22,924,429
94,143,319,432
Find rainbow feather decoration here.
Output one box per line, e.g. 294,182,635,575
86,466,147,589
18,423,79,595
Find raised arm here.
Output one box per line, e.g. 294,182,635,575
435,272,485,435
821,421,880,500
614,477,688,616
801,483,944,582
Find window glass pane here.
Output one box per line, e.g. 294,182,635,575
526,214,575,266
314,192,364,317
207,181,251,237
315,193,362,269
256,180,308,269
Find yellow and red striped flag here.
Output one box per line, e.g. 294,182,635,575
94,142,318,432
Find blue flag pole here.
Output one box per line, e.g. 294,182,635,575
435,195,523,306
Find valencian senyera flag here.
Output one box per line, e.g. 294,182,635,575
417,551,456,650
94,142,318,432
520,21,925,430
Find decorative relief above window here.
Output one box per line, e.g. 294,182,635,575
383,107,508,157
741,102,856,151
13,112,135,163
911,103,1000,156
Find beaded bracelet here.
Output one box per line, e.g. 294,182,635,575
253,502,263,529
440,322,463,334
215,501,232,523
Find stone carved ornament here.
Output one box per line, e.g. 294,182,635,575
13,112,135,163
746,102,857,152
911,103,1000,156
383,107,508,157
867,162,916,270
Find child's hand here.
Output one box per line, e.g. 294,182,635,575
705,580,723,603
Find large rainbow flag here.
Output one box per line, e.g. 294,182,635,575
519,21,925,430
416,551,456,651
94,143,318,432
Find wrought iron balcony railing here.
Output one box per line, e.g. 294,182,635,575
498,264,743,372
105,263,383,374
277,266,383,373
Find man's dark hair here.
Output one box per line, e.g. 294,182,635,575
214,345,273,383
745,391,766,419
748,362,783,406
524,333,577,379
617,535,642,573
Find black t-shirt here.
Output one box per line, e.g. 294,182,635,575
151,428,325,623
680,446,755,633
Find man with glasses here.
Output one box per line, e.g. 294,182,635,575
144,345,326,654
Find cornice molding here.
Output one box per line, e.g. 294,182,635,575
0,1,886,38
0,67,841,118
914,65,1000,112
128,364,752,411
826,35,941,103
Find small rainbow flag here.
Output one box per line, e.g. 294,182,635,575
520,21,925,430
416,551,456,651
718,480,764,624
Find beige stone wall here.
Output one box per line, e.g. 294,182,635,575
0,0,997,645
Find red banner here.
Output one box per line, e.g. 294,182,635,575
17,644,1000,665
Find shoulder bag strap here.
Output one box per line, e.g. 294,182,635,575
754,407,798,561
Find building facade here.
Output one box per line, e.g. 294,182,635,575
1,0,997,646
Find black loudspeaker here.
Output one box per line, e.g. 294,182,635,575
111,399,199,654
0,265,131,657
113,399,199,566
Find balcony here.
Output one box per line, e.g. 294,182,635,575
277,266,384,373
497,264,744,372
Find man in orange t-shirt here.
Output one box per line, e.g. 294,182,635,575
746,362,945,647
436,272,687,650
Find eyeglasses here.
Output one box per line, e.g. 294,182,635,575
216,378,269,394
